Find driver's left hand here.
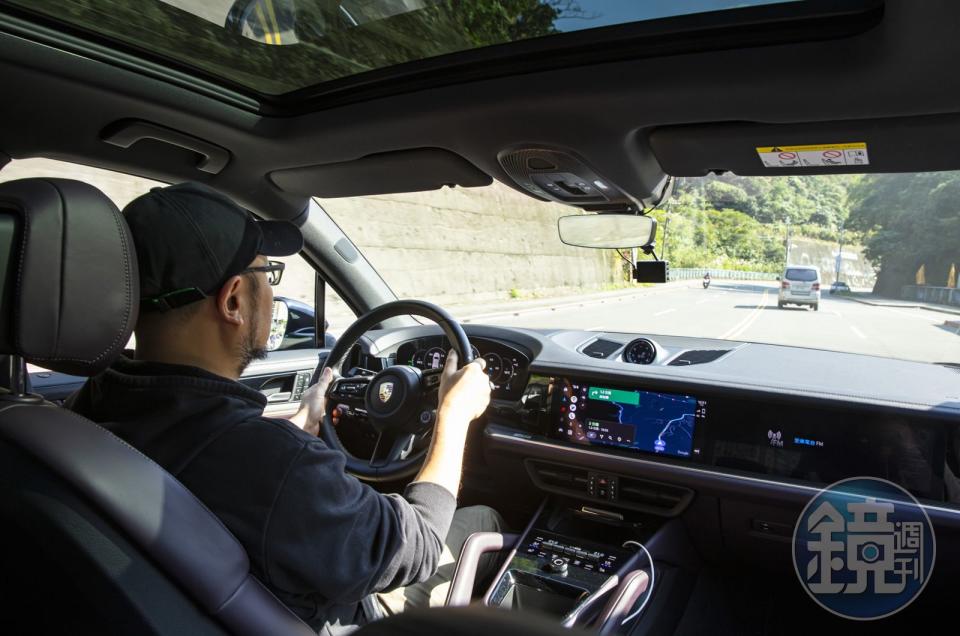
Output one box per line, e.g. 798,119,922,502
290,367,336,436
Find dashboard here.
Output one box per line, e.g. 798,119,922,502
30,323,960,520
519,374,951,503
353,324,960,517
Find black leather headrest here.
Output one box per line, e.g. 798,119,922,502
0,179,138,376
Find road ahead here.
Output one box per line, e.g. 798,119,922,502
470,282,960,364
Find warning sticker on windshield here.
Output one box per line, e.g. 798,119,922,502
756,143,869,168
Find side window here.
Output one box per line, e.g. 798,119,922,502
266,256,353,351
0,158,162,208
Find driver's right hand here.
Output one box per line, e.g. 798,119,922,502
437,349,491,427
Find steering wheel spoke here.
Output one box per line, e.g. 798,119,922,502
328,376,370,406
369,431,417,467
420,367,443,406
421,367,443,388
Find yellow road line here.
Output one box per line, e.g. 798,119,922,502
254,3,274,45
719,290,769,340
264,0,283,45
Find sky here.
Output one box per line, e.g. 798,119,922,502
552,0,803,32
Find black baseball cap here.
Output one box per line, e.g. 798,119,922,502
123,182,303,312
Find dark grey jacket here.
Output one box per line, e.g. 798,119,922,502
69,357,455,634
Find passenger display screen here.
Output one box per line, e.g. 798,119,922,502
552,379,705,458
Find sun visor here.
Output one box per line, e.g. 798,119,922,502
650,114,960,176
269,148,492,198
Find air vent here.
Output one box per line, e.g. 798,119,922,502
668,349,731,366
528,463,591,491
525,460,694,516
580,338,622,359
617,475,694,516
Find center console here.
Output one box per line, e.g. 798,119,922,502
450,500,660,632
485,528,632,616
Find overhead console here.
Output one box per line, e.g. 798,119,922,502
498,147,669,212
508,374,957,506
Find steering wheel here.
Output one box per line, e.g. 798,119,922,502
310,300,475,481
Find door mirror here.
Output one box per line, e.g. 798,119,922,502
558,214,657,249
267,299,290,351
269,296,335,352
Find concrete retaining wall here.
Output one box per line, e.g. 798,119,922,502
787,237,876,287
318,184,619,304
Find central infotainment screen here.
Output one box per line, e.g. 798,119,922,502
551,379,705,458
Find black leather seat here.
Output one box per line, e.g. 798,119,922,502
0,179,313,635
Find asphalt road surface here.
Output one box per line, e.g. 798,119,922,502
472,282,960,365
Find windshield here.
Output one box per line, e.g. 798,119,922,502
319,172,960,365
784,268,818,281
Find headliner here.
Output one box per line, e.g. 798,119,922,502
0,0,957,221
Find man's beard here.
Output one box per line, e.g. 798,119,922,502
237,279,269,375
238,320,268,376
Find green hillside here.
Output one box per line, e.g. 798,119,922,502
648,172,958,294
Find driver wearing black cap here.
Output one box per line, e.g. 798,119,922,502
68,183,502,634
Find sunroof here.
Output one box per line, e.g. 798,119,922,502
8,0,804,97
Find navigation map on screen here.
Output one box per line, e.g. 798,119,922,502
556,381,704,458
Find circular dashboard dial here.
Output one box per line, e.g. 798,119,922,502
412,349,426,368
623,338,657,365
424,347,446,370
499,357,517,383
482,353,503,382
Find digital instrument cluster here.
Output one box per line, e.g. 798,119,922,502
395,336,530,399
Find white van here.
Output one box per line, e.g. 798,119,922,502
778,266,821,310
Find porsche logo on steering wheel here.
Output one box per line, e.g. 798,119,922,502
378,381,394,403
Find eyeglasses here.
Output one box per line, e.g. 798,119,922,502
242,260,285,286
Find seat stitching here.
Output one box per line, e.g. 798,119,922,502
20,180,134,366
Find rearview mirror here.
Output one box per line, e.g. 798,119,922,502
557,214,657,249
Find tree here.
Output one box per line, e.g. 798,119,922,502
704,181,751,215
847,173,960,294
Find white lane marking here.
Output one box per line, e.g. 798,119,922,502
849,325,868,340
653,308,677,317
695,299,710,305
586,325,606,331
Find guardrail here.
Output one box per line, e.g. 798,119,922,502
901,285,960,307
670,268,778,281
